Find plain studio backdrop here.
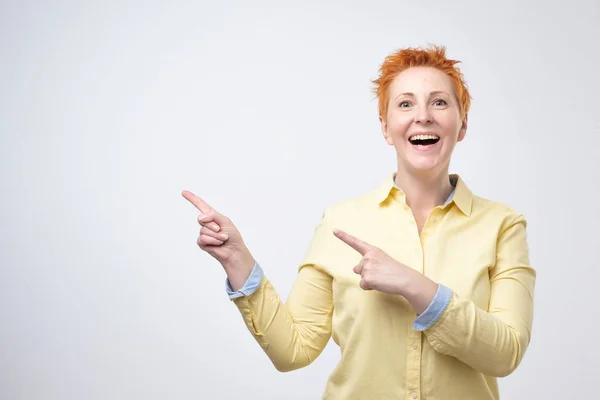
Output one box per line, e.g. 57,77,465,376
1,0,599,399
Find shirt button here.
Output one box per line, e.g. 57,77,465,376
413,344,418,350
412,393,418,399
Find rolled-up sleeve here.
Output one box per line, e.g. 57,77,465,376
225,262,264,299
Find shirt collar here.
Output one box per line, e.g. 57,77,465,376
372,172,473,216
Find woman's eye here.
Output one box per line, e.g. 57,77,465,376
399,101,411,108
434,99,447,106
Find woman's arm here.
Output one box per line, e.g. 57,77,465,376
403,213,536,377
229,211,335,372
182,191,334,372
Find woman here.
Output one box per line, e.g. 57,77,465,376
182,45,536,400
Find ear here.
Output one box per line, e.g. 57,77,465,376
380,115,394,146
457,114,468,142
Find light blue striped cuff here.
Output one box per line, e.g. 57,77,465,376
413,284,453,331
225,262,264,299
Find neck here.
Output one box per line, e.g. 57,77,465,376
394,167,453,211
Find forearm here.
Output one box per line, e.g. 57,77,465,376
228,264,333,372
423,292,531,377
233,275,332,372
228,208,334,372
400,269,533,377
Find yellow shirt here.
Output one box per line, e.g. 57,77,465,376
231,173,536,399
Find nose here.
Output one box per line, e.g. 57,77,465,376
414,105,432,124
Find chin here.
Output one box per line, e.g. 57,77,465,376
405,155,444,173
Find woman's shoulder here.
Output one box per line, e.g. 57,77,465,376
470,193,527,228
451,174,526,223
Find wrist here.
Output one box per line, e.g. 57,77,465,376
222,250,255,273
222,250,256,292
400,270,439,315
396,266,422,297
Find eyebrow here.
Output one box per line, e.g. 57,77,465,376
395,90,450,100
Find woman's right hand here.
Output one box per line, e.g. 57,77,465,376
182,190,255,288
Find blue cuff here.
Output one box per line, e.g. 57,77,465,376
413,284,452,331
225,262,264,299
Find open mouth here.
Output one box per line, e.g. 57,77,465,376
408,134,440,146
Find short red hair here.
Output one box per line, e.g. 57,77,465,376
372,45,471,120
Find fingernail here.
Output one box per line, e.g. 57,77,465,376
199,215,208,221
219,233,229,240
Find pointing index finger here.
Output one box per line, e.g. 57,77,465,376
333,229,371,256
181,190,214,213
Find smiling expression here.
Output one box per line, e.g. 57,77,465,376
380,66,467,174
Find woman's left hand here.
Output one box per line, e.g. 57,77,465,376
333,229,421,295
333,229,439,313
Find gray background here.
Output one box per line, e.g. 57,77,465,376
1,0,599,399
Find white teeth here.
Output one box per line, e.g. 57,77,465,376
410,134,439,141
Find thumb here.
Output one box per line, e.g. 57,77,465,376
199,210,229,225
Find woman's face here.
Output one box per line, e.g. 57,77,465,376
381,66,467,175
